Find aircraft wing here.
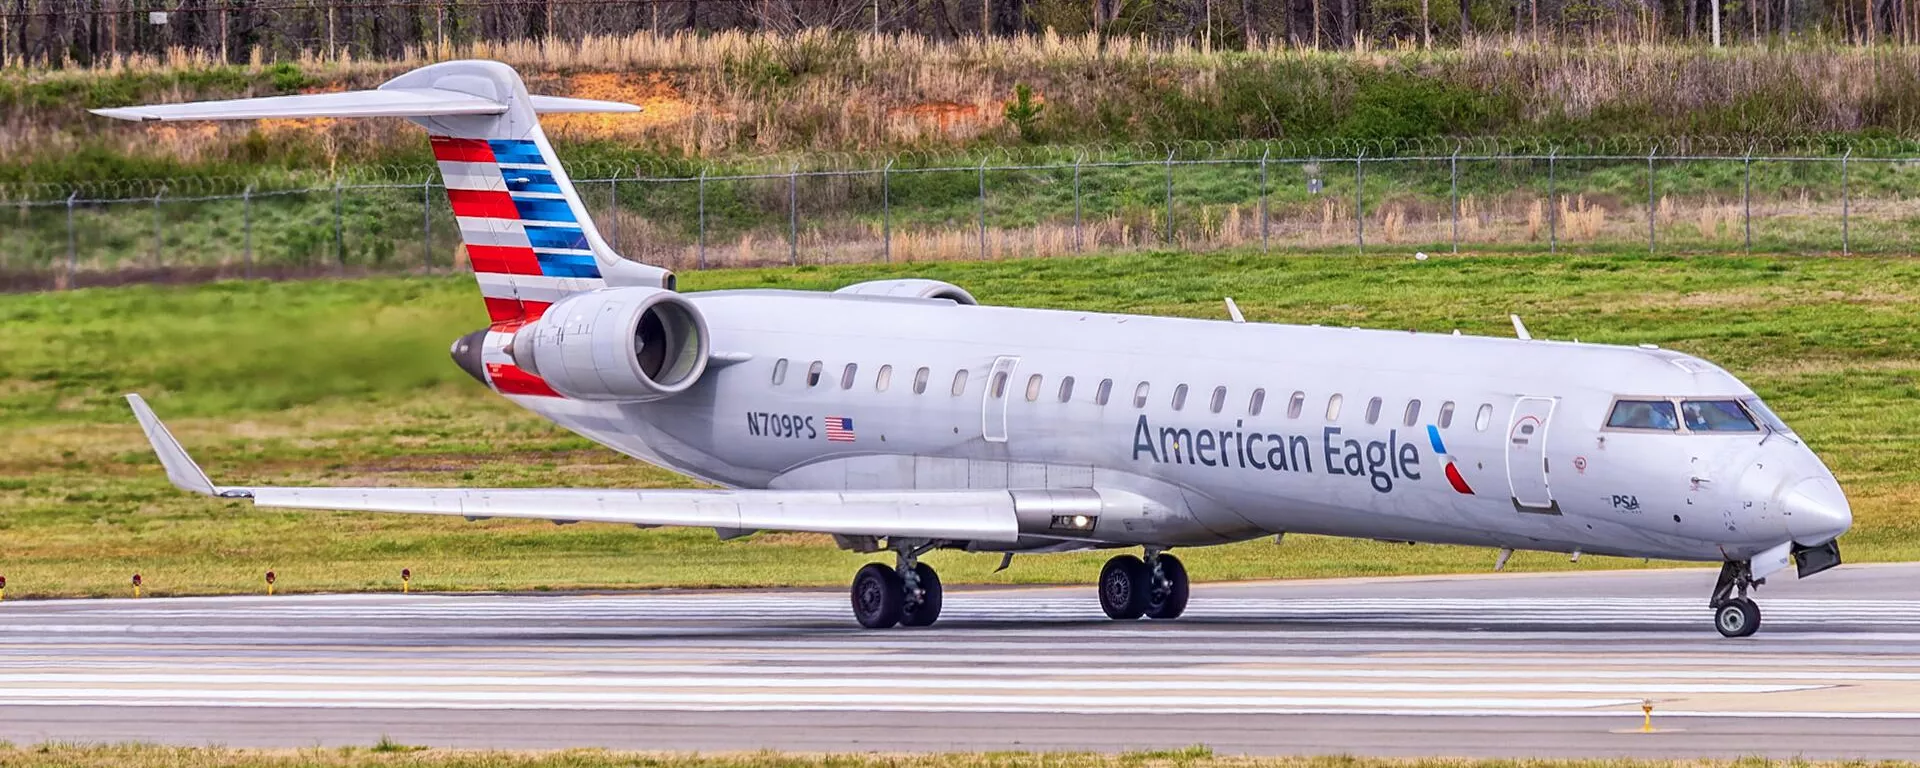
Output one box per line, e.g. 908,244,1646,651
126,394,1017,543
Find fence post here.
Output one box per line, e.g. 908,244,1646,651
1073,155,1083,253
65,192,77,288
697,168,708,270
1449,148,1460,254
607,177,619,251
1646,147,1657,254
1164,149,1176,246
152,188,165,269
243,185,254,279
977,158,988,260
333,178,345,271
1354,151,1365,253
1742,148,1753,254
422,180,433,273
1842,149,1852,256
1546,147,1557,255
1259,149,1270,254
881,159,892,263
788,163,799,266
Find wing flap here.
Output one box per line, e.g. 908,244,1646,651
249,486,1018,541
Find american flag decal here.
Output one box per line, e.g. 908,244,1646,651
824,416,856,442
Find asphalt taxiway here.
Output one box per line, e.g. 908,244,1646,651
0,563,1916,758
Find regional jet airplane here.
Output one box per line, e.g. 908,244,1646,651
105,60,1851,637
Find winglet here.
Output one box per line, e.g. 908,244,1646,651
125,394,220,496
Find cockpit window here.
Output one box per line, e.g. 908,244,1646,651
1741,397,1796,435
1682,400,1760,432
1607,399,1679,430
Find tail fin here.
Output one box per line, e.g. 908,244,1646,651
93,60,672,327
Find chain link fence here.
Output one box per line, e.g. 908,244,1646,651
4,142,1918,292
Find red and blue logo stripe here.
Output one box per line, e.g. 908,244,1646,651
1426,425,1475,495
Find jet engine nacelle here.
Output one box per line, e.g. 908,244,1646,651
832,278,978,305
509,287,709,402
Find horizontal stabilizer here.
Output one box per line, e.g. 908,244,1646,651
126,394,1018,543
91,88,639,122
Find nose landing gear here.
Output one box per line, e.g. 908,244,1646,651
850,540,944,629
1709,560,1764,638
1098,549,1190,621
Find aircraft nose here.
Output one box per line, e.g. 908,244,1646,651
1781,476,1851,545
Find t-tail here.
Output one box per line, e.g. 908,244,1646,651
94,60,674,397
92,61,672,319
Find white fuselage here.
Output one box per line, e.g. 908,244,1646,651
510,289,1849,563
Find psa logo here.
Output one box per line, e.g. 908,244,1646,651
1610,494,1642,512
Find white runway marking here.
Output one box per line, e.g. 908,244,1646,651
1,588,1915,722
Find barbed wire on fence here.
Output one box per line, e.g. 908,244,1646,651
13,135,1920,203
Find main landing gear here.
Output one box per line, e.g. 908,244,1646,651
850,540,943,629
1710,560,1764,638
1099,549,1190,621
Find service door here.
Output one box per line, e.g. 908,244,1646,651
1506,396,1557,511
981,355,1020,443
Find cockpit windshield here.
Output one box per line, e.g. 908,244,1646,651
1680,400,1759,432
1740,396,1796,435
1606,399,1678,430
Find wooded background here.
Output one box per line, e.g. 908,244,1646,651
7,0,1920,69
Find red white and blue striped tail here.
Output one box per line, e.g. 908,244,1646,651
91,59,674,332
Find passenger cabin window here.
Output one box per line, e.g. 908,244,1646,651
1438,401,1456,429
1364,397,1383,424
1403,399,1421,427
1095,379,1113,406
1025,374,1044,402
771,358,788,385
1607,399,1679,431
807,361,824,387
1474,403,1493,431
840,363,858,390
990,371,1009,399
951,370,968,396
1287,391,1305,419
1326,394,1344,421
1248,388,1266,416
875,365,893,392
1059,376,1076,403
1171,384,1189,410
1210,386,1227,414
913,367,929,394
1682,400,1760,432
1133,382,1151,408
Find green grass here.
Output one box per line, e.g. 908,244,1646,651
3,250,1918,598
0,745,1901,768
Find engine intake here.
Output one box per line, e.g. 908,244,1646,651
509,287,709,401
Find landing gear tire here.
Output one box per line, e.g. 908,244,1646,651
1145,553,1190,620
1709,560,1765,638
852,563,904,629
1099,554,1152,620
1714,597,1761,638
899,563,944,628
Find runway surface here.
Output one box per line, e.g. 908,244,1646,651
1,563,1918,758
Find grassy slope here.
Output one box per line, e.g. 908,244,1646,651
0,745,1895,768
3,250,1917,598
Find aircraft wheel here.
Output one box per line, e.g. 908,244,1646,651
1714,597,1761,638
1145,553,1190,620
1099,554,1152,620
900,563,944,628
852,563,904,629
